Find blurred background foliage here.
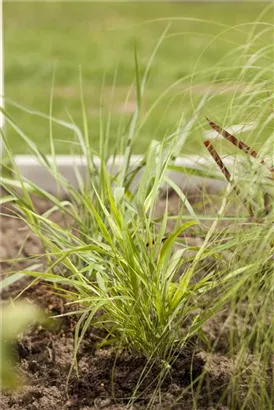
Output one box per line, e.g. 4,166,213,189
3,1,273,154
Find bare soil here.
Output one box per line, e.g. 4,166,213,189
0,190,270,410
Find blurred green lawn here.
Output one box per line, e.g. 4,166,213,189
3,1,273,155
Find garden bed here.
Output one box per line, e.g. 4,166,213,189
1,188,269,410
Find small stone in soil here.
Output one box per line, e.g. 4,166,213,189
94,398,112,408
23,240,42,257
0,245,9,260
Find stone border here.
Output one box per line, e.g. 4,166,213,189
14,155,229,194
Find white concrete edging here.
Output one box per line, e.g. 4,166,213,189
14,155,230,194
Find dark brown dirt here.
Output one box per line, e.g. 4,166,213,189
0,276,229,410
0,190,270,410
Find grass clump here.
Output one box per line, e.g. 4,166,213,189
1,123,217,362
2,108,273,407
199,120,274,409
1,17,274,408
